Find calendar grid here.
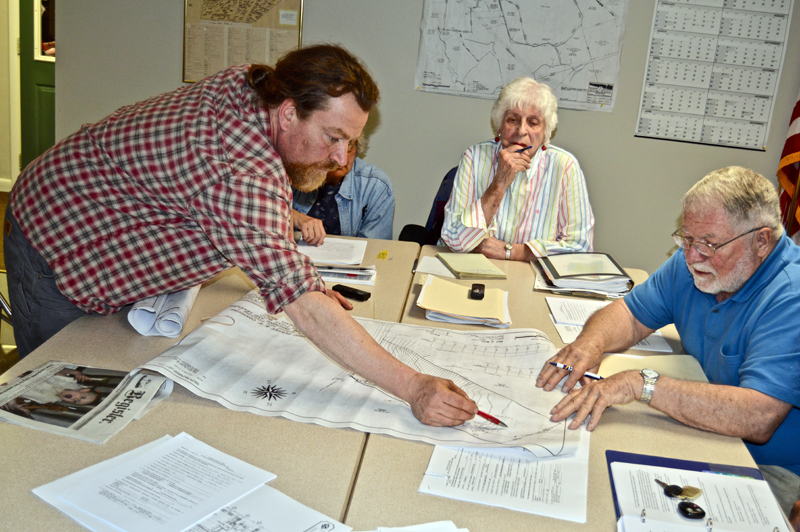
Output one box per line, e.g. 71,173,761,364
635,0,794,150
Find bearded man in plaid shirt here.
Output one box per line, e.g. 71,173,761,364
4,44,478,427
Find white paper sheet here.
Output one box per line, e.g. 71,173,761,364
188,484,351,532
34,436,173,532
35,435,348,532
143,291,580,457
546,296,610,326
298,237,367,265
419,429,590,522
128,286,201,338
56,433,275,532
552,320,672,353
611,462,790,532
414,256,456,278
372,522,465,532
546,297,672,352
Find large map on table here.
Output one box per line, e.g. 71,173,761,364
415,0,629,111
143,291,580,458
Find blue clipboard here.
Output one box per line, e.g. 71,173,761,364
606,450,763,520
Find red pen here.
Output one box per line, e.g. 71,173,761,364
477,410,508,428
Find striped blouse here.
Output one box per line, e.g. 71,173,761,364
441,140,594,257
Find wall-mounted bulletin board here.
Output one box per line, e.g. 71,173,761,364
183,0,304,83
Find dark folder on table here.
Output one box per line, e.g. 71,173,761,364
606,450,763,521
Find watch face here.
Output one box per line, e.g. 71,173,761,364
505,243,513,250
641,369,658,379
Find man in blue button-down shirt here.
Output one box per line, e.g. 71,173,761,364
292,138,394,244
536,166,800,520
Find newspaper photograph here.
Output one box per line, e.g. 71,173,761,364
0,361,172,444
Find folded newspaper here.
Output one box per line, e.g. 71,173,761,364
0,361,172,444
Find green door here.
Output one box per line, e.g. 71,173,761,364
19,0,55,170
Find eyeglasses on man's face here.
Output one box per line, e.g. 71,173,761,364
671,227,766,258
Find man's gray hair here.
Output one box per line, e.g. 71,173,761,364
682,166,784,238
490,77,558,146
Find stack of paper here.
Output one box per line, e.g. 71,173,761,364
544,297,672,352
416,275,511,328
298,237,367,265
420,429,591,523
536,252,632,297
34,433,351,532
298,237,375,285
436,252,507,279
316,265,377,286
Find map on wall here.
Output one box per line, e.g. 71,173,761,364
415,0,630,112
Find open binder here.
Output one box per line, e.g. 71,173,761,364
606,450,790,532
537,252,633,296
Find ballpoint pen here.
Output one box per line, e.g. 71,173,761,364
515,145,533,153
549,361,603,380
477,410,508,428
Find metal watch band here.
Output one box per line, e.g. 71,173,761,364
640,369,659,404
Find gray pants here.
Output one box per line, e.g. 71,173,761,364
760,464,800,521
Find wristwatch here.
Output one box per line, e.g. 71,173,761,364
504,243,513,260
639,368,659,404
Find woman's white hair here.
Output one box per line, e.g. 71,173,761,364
490,77,558,145
682,166,784,238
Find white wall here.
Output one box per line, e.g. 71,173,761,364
57,1,800,273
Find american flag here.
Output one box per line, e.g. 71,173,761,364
778,87,800,238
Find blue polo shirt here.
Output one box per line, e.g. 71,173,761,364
625,235,800,475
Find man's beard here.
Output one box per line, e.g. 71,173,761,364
688,254,754,295
285,159,337,192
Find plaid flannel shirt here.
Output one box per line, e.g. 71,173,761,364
10,65,324,315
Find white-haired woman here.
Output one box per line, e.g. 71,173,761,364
441,77,595,260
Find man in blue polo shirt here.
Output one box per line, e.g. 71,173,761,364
536,166,800,520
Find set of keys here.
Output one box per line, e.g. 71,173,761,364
654,479,702,500
654,479,706,519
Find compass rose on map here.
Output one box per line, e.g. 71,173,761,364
251,384,287,401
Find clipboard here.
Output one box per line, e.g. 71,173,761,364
606,450,764,521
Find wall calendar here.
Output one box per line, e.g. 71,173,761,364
635,0,794,150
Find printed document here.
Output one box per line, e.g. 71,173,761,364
297,237,367,265
611,461,790,532
56,432,275,532
420,428,591,522
546,297,672,352
34,434,350,532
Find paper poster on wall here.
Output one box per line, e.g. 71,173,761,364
635,0,795,151
415,0,630,112
183,0,304,83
